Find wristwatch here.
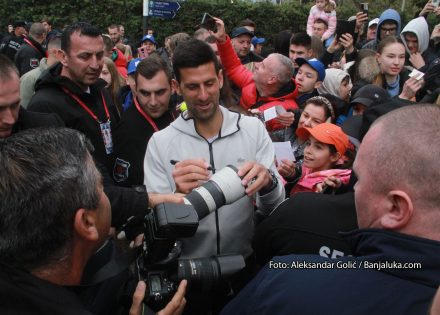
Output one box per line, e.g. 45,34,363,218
260,169,278,195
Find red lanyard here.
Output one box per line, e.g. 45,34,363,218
62,87,110,124
133,97,159,132
24,37,48,58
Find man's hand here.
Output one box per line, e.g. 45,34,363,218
339,33,354,54
238,162,273,196
327,36,342,54
409,52,426,69
355,12,369,32
172,159,211,194
420,0,436,16
277,159,296,180
210,17,228,43
276,111,295,127
399,77,424,100
148,192,185,208
129,280,187,315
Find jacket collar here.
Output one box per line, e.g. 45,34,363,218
174,105,241,139
342,228,440,287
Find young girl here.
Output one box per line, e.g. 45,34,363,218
307,0,337,41
376,36,409,97
277,96,336,180
100,57,126,114
289,123,352,195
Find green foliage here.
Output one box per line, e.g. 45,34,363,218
0,0,431,48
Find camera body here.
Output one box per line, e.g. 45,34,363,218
138,165,247,310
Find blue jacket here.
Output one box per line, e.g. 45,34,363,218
221,229,440,315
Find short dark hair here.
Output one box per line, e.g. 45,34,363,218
0,128,100,270
290,32,311,49
314,18,328,28
108,24,120,31
135,55,172,84
172,39,220,83
0,53,19,81
62,22,101,53
239,18,256,29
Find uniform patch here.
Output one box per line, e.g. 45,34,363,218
29,58,39,68
113,158,131,182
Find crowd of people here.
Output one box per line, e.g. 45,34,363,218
1,1,440,314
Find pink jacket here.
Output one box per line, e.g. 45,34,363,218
290,167,351,195
306,4,337,41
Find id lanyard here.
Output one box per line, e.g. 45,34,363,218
133,97,159,132
23,38,48,58
62,87,113,154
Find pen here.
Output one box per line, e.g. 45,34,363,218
170,159,215,171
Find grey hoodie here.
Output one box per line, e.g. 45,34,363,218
400,17,429,54
144,106,285,259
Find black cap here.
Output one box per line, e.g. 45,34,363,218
13,21,26,28
350,84,390,108
342,98,414,142
231,27,254,38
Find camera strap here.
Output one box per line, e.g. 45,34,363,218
82,245,142,286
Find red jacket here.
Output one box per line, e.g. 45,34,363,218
217,36,299,131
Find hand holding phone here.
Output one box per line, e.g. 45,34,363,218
137,47,148,59
201,13,217,32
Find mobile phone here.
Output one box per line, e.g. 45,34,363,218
432,0,440,8
336,20,356,40
137,47,148,59
201,13,217,32
360,3,369,14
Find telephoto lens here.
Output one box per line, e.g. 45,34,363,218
183,165,246,220
177,255,245,291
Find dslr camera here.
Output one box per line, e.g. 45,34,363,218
137,165,247,310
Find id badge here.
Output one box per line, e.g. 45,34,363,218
100,122,113,154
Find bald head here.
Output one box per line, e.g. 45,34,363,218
354,105,440,237
365,105,440,205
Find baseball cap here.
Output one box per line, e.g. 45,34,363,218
368,18,379,28
13,21,27,28
231,27,254,39
296,58,326,82
296,123,349,156
141,34,157,46
350,84,389,108
251,36,265,46
127,58,142,75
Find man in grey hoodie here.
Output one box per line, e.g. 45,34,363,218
362,9,401,51
400,16,437,71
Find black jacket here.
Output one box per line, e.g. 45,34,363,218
14,36,46,76
113,103,175,187
253,192,358,265
28,63,149,229
28,62,119,173
0,263,92,315
12,107,65,133
0,33,24,61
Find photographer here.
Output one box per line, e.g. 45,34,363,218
0,128,186,315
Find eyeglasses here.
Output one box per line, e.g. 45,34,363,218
381,27,397,33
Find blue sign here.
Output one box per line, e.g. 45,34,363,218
149,9,176,18
149,0,181,11
148,1,181,18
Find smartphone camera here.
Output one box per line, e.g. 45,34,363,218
201,13,217,32
360,3,369,15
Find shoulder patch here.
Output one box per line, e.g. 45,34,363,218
29,58,39,68
113,158,131,182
